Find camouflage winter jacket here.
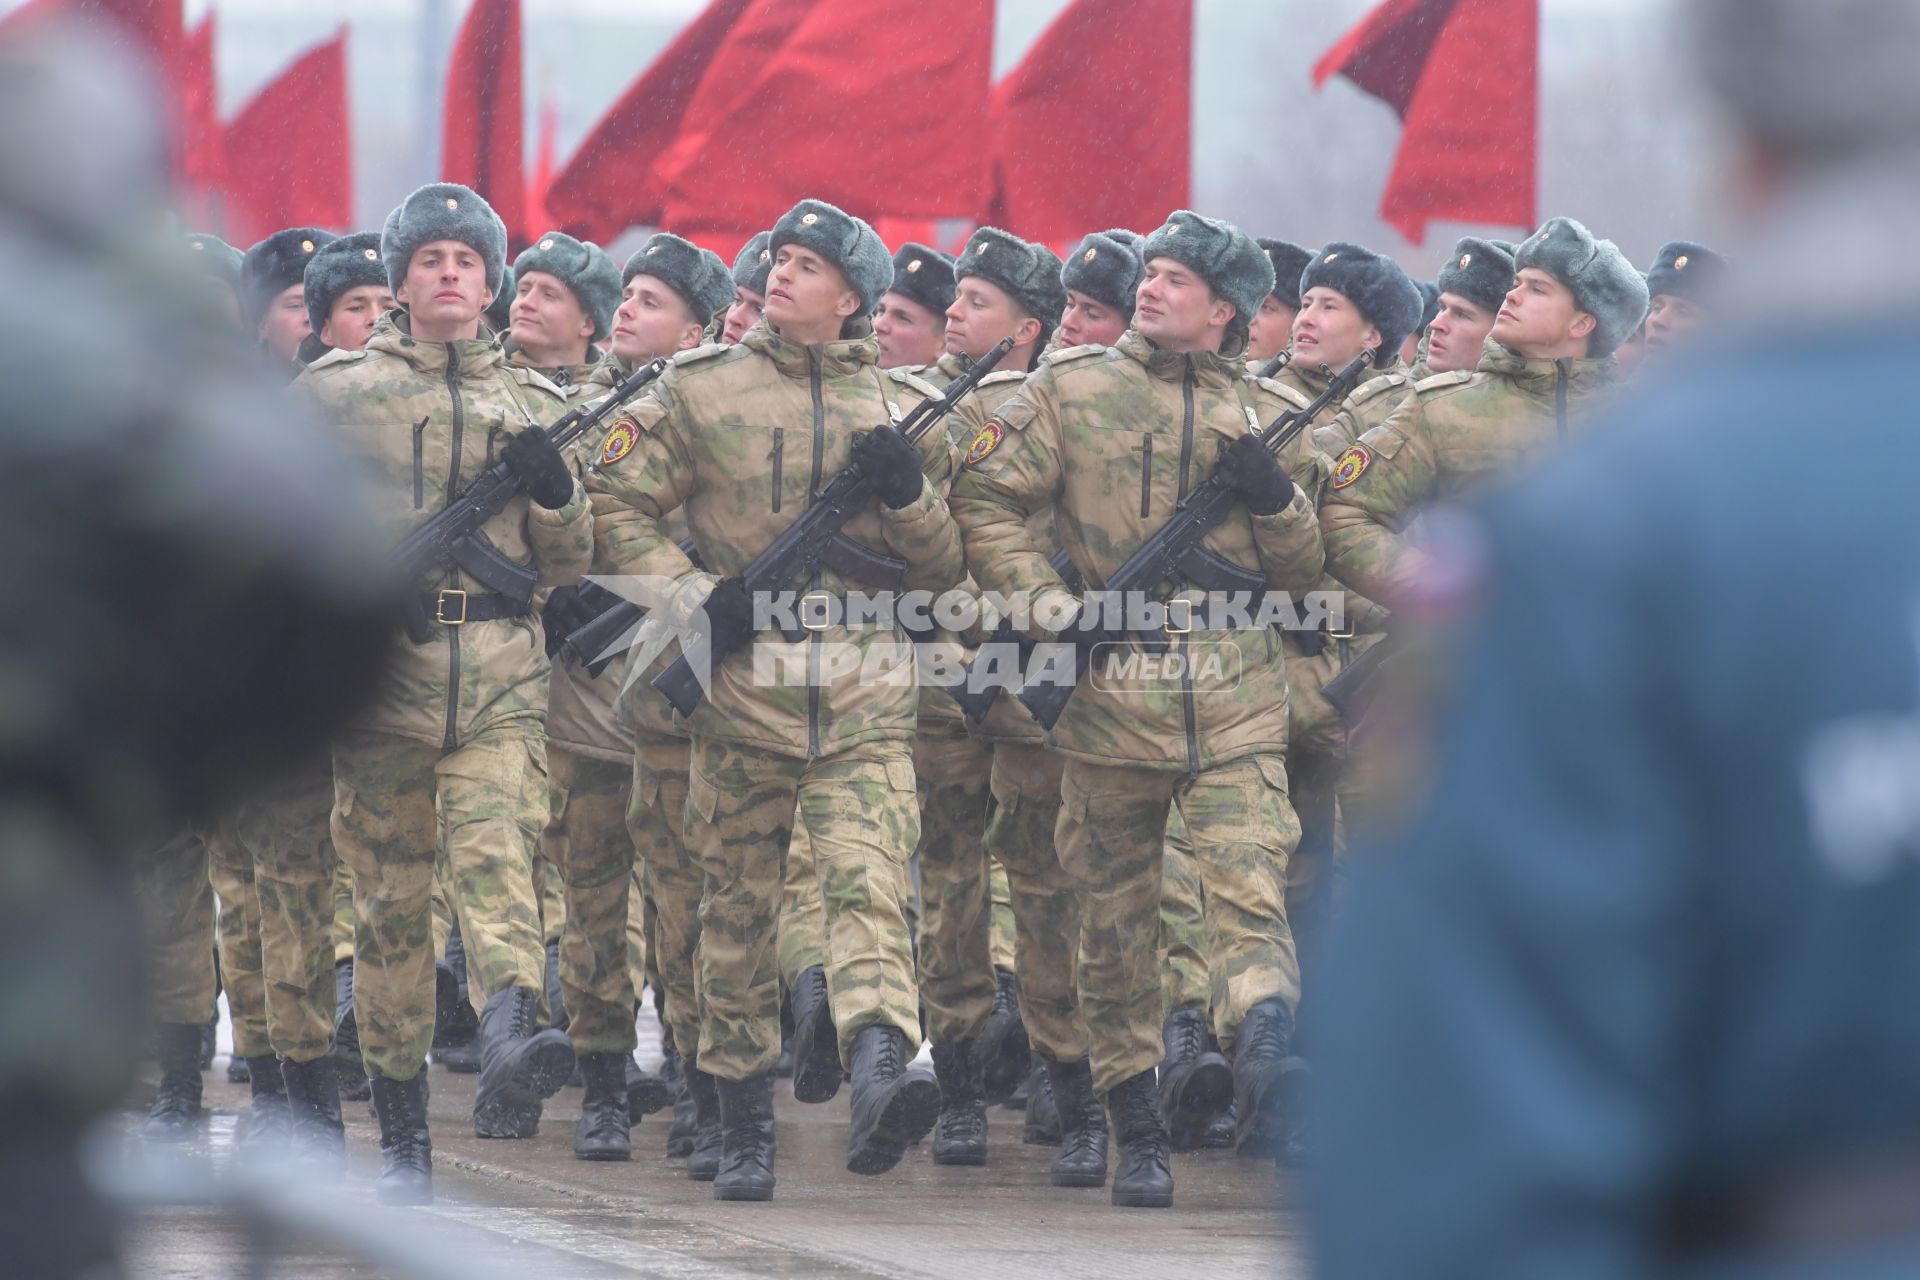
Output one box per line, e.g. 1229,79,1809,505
950,329,1328,773
505,338,604,394
585,316,965,760
296,312,590,749
1320,341,1618,605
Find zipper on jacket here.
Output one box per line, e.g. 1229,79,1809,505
442,345,465,752
1138,435,1154,518
770,427,786,513
1177,362,1196,505
412,417,427,509
1554,359,1570,438
806,349,826,761
484,425,500,471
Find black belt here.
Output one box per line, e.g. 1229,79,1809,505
418,589,530,626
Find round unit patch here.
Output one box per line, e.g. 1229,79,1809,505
963,421,1005,466
600,420,639,467
1329,443,1373,490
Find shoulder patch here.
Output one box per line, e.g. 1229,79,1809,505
1253,376,1314,411
962,420,1005,466
1329,444,1373,490
1414,369,1476,395
1347,372,1411,405
598,418,640,467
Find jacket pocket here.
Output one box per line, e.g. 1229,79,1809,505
769,427,785,513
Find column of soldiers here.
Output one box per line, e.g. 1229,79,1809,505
136,175,1727,1210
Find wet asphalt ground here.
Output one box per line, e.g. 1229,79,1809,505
117,1044,1301,1279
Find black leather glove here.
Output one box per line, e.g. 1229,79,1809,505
541,582,605,657
1217,433,1295,515
697,577,758,653
851,424,925,509
502,427,577,510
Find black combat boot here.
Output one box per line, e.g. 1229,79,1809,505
142,1022,205,1142
929,1040,987,1166
369,1073,433,1205
1043,1056,1109,1188
432,926,481,1072
333,958,370,1102
472,986,576,1138
625,1056,674,1122
712,1075,776,1202
1230,998,1293,1158
684,1062,723,1181
199,1013,217,1070
236,1054,289,1153
772,999,795,1079
544,939,569,1033
1023,1057,1062,1145
1204,1101,1238,1149
661,1046,697,1157
1106,1068,1173,1208
786,965,843,1103
227,1053,250,1084
573,1051,631,1161
844,1025,942,1176
1157,1007,1231,1149
280,1056,345,1170
977,969,1030,1103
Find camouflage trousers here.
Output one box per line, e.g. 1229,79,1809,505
238,757,341,1062
988,861,1015,973
1056,754,1299,1092
332,727,549,1083
332,860,354,965
779,822,826,989
911,724,997,1043
207,817,271,1060
1160,809,1226,1028
534,852,567,946
686,735,921,1081
134,828,216,1026
985,741,1089,1063
628,737,701,1062
544,746,638,1055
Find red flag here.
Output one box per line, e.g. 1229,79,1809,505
545,0,759,244
988,0,1190,244
220,30,352,245
1314,0,1537,245
442,0,525,246
659,0,993,239
177,13,222,221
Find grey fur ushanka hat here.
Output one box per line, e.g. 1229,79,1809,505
184,232,244,293
303,231,387,333
768,199,892,313
885,242,957,318
1141,211,1274,335
956,226,1067,327
624,233,735,325
1256,238,1314,310
380,182,508,298
242,227,335,328
515,231,623,341
1645,240,1728,306
731,231,772,296
1513,216,1650,358
1062,230,1145,317
1300,242,1425,356
1435,236,1517,315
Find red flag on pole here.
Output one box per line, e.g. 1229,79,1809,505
544,0,759,244
988,0,1191,244
659,0,994,240
442,0,525,247
220,30,352,244
178,14,222,222
1313,0,1537,245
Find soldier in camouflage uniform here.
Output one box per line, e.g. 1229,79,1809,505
1245,238,1312,370
1414,237,1516,379
242,227,334,374
1642,240,1728,356
721,231,772,345
873,242,954,371
952,210,1327,1207
134,827,218,1141
586,199,962,1199
296,183,589,1203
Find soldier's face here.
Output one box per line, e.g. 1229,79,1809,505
764,245,859,335
723,287,764,344
396,239,491,338
1424,291,1496,374
611,274,703,363
1645,294,1708,350
1292,287,1380,370
320,283,394,353
509,269,595,360
873,290,946,368
945,278,1037,362
1246,294,1298,363
1136,258,1235,352
1060,289,1127,348
1492,268,1595,356
257,283,310,363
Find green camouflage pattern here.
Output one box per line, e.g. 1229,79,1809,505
135,829,216,1026
238,757,340,1062
585,318,966,760
332,727,550,1082
1057,753,1300,1092
628,738,702,1061
332,860,354,964
504,338,604,395
984,741,1088,1063
779,819,827,989
988,859,1016,974
544,748,637,1054
950,330,1330,772
1160,807,1213,1018
685,735,922,1079
911,723,997,1042
1321,342,1619,604
295,313,592,750
207,816,270,1059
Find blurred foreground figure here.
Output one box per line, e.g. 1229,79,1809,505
0,26,394,1279
1309,2,1920,1277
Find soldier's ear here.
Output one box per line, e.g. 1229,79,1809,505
1569,310,1597,340
1210,296,1237,330
835,288,862,321
1360,324,1382,351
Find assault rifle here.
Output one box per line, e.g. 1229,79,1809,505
940,548,1082,725
1011,350,1375,730
557,537,701,678
649,336,1017,717
392,358,667,644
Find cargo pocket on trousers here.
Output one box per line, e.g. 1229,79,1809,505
685,761,720,830
1254,754,1291,799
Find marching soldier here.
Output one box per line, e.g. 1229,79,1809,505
1418,237,1517,377
721,231,772,344
1643,240,1728,354
242,227,334,372
506,230,621,388
952,210,1327,1207
1056,228,1142,351
873,242,956,370
1246,238,1313,368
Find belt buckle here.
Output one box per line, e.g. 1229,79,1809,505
799,591,834,632
1326,617,1356,641
436,588,468,626
1164,597,1195,635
